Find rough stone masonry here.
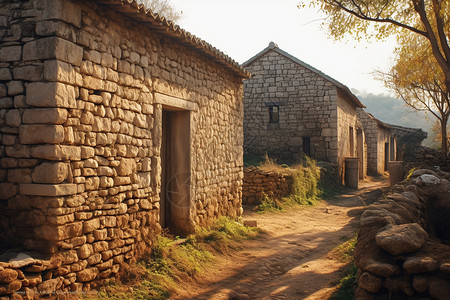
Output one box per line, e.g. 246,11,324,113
0,0,248,296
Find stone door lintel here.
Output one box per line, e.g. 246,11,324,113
154,93,198,111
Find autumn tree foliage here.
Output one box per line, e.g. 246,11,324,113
301,0,450,151
138,0,182,22
430,120,450,149
379,34,450,151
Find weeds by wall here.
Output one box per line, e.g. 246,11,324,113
85,217,261,299
243,155,339,211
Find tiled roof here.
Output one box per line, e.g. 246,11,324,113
94,0,250,78
243,42,365,108
365,111,392,129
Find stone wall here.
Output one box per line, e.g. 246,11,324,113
0,0,245,296
242,166,291,205
243,46,338,161
243,43,362,180
357,109,393,174
405,146,450,172
336,91,360,179
354,169,450,299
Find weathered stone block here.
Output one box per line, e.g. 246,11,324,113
23,37,83,66
87,253,102,266
0,98,13,109
0,269,18,284
117,158,136,176
37,0,82,27
83,218,100,234
0,46,22,62
37,277,60,295
12,65,43,81
76,267,98,282
31,145,81,161
0,183,18,200
20,125,64,144
34,222,82,241
81,146,95,159
23,108,68,124
8,169,32,183
20,183,77,196
7,81,24,96
77,244,94,259
0,68,12,81
375,223,428,256
44,60,81,85
93,229,108,241
5,109,21,127
0,279,22,295
32,162,68,184
26,82,76,108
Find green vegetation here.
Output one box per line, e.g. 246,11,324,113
329,235,358,300
85,217,261,300
330,265,357,300
255,155,340,212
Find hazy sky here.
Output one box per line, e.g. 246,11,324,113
169,0,398,96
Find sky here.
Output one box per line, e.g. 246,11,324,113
169,0,398,96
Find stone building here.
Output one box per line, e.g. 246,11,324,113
357,109,396,174
357,109,428,175
389,124,427,161
0,0,248,294
243,42,365,180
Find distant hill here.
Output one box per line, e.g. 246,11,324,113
355,91,435,147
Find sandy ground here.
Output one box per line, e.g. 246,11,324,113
173,177,389,300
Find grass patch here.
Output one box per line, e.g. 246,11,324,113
329,234,357,263
257,156,330,213
330,264,357,300
84,217,261,300
328,234,358,300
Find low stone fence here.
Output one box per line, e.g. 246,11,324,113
406,146,450,172
0,251,100,298
354,169,450,299
242,167,292,205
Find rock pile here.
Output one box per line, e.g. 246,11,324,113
355,169,450,299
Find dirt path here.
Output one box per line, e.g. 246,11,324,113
173,178,388,300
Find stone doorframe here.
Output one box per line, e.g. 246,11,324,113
154,93,198,235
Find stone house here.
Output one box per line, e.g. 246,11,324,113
243,42,366,180
357,109,396,174
356,109,427,175
389,124,427,161
0,0,248,294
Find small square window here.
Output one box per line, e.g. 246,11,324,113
269,106,279,123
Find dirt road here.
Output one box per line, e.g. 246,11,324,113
174,178,388,300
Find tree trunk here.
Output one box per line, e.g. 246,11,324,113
441,115,449,152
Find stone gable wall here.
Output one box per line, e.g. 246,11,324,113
0,0,244,296
243,49,360,180
243,50,338,161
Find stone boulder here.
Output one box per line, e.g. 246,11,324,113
375,223,428,255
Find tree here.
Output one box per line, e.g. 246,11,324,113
430,119,450,149
138,0,182,22
301,0,450,150
378,33,450,152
